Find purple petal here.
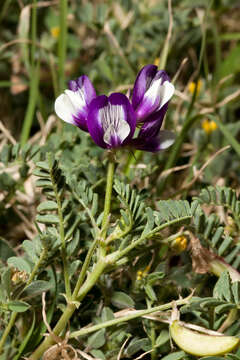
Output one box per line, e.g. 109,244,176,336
130,130,175,152
76,75,96,106
87,95,108,148
68,75,96,103
87,93,136,149
68,79,78,92
135,71,174,122
154,70,170,84
132,65,157,110
135,91,160,122
138,103,168,139
66,75,96,131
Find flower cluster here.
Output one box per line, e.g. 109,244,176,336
55,65,175,152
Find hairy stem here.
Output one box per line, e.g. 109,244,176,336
70,295,192,338
72,238,98,299
29,259,106,360
26,248,48,287
101,159,115,239
109,215,192,263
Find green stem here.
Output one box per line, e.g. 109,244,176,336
29,259,106,360
48,155,71,299
0,312,18,354
25,248,47,287
77,259,106,301
57,195,71,299
109,216,192,264
31,0,37,68
69,295,192,338
101,159,115,238
147,299,157,360
29,302,76,360
72,238,98,299
20,62,39,146
58,0,68,93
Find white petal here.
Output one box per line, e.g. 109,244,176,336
158,81,175,109
144,78,162,103
54,89,87,124
159,130,176,149
100,104,130,146
117,119,130,142
64,89,86,110
144,79,175,111
54,93,76,124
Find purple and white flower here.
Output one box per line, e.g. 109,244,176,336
54,75,96,131
132,64,175,122
87,93,136,149
54,65,176,152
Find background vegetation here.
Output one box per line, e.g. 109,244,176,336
0,0,240,359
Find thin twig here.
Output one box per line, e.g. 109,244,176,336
0,121,16,144
134,348,153,360
216,88,240,108
158,164,191,180
42,292,60,343
117,336,131,360
172,57,188,84
181,145,230,191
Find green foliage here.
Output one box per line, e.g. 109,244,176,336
193,186,240,269
1,1,240,359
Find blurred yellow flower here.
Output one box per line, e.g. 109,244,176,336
188,80,202,96
202,119,218,134
154,57,160,66
172,236,188,252
137,270,143,281
137,264,151,281
50,26,60,39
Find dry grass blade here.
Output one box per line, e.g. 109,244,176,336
180,145,230,191
0,121,17,144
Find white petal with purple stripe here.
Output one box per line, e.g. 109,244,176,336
100,104,130,146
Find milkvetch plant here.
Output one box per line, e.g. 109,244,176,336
2,1,240,359
1,67,240,360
